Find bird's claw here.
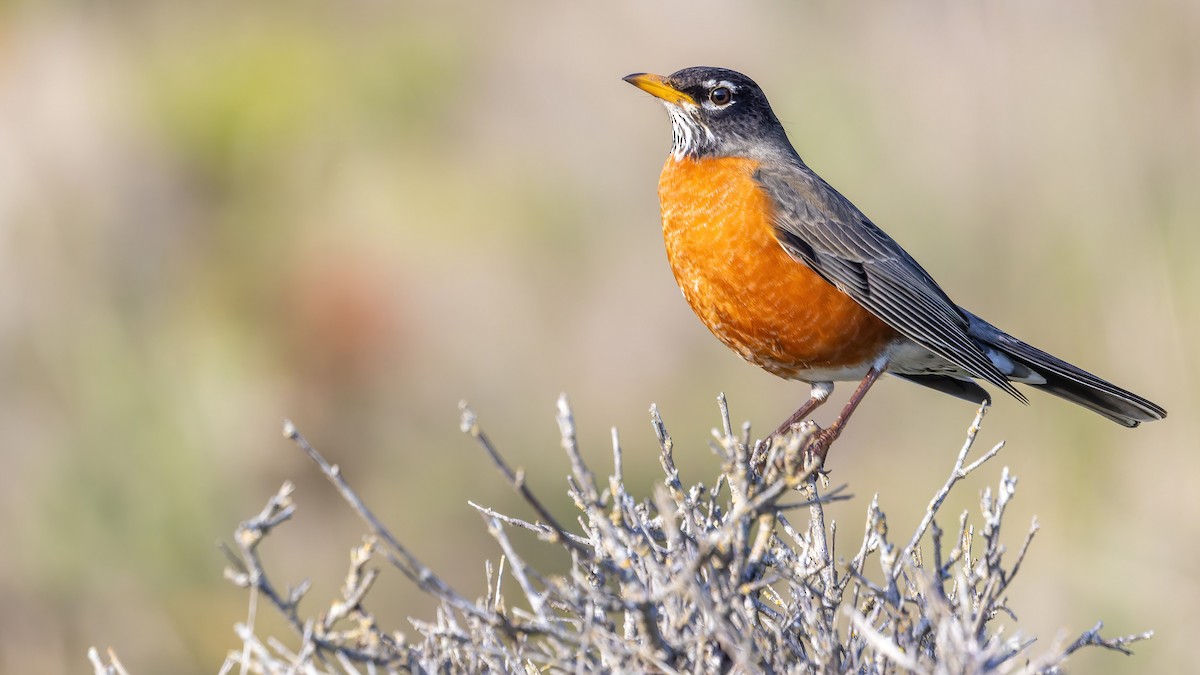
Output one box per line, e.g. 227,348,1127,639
753,420,833,479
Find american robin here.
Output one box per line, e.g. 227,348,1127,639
625,66,1165,456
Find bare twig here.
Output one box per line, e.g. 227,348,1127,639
1062,621,1154,658
459,402,590,556
891,404,1002,580
87,647,130,675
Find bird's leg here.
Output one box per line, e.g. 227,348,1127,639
755,382,833,476
770,381,834,438
806,362,887,465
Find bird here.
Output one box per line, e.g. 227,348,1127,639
624,66,1165,457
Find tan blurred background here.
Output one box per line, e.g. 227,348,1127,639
0,0,1196,672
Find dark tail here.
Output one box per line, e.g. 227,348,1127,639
968,314,1167,428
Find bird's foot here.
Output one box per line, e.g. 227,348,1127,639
802,426,838,469
755,421,831,480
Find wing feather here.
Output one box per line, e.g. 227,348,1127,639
756,164,1024,401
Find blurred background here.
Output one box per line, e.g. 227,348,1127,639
0,0,1196,672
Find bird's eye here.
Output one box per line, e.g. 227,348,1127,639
709,86,732,106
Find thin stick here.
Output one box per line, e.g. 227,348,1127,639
283,420,493,623
459,403,590,556
890,404,1002,580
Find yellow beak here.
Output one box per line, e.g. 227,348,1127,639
623,73,696,106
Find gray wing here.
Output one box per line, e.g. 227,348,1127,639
755,163,1025,401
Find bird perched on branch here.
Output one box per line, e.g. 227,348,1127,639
625,66,1165,458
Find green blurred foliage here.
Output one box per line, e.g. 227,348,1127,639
0,1,1195,673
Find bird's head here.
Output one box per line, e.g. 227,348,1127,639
624,66,790,160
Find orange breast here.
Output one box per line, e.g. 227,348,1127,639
658,156,896,379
